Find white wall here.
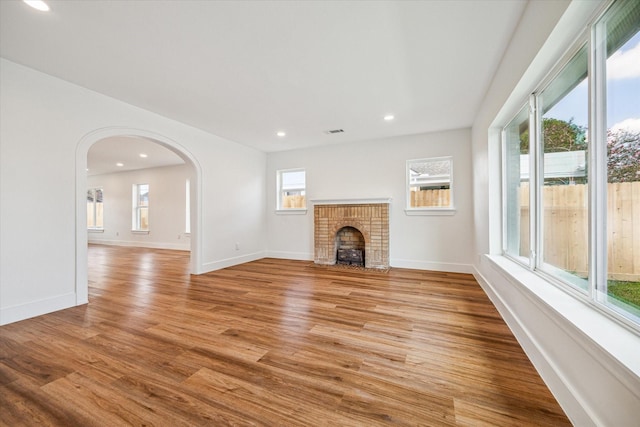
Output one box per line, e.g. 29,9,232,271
87,164,192,251
0,58,266,325
471,0,640,425
266,129,474,273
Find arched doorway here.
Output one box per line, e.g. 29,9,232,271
75,128,202,306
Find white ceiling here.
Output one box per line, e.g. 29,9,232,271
87,136,185,176
1,0,527,157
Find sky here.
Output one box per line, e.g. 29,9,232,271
547,31,640,133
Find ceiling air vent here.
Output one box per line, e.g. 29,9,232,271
324,129,344,135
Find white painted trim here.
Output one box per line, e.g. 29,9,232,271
311,198,392,205
477,254,640,427
76,126,204,295
88,240,190,251
275,209,308,215
200,251,267,273
390,259,473,274
404,208,456,216
485,255,640,376
266,250,313,261
472,265,593,427
0,292,79,326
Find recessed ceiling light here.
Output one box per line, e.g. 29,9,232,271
276,131,286,137
139,153,148,158
116,162,124,167
23,1,49,12
384,115,395,121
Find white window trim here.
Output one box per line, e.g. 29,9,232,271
405,156,456,215
500,0,640,331
185,179,191,234
87,187,104,231
276,168,307,212
132,183,149,232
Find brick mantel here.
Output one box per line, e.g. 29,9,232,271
314,202,390,269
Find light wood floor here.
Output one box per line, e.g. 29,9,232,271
0,245,570,426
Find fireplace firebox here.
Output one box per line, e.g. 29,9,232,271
336,248,364,266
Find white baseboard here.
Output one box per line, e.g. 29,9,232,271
200,251,267,273
266,250,313,261
0,292,79,325
390,258,473,274
88,239,190,251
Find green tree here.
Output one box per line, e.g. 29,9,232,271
519,118,586,154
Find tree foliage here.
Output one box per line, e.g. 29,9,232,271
607,128,640,183
517,117,640,183
519,118,586,154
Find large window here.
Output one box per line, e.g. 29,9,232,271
132,183,149,231
87,188,104,230
598,0,640,320
277,169,306,210
406,157,454,211
539,43,589,291
503,0,640,326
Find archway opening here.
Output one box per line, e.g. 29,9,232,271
75,128,202,306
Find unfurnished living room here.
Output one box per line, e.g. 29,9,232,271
1,0,639,426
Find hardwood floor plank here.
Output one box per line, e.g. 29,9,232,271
0,245,571,426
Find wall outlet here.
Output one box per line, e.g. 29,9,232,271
235,242,240,251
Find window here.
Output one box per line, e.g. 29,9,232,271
132,183,149,231
87,188,104,230
538,43,589,292
185,179,191,234
502,0,640,326
406,157,454,212
503,106,530,264
277,169,306,210
597,0,640,321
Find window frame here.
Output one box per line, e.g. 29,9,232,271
405,156,455,216
132,183,150,232
501,0,640,330
276,168,307,213
87,187,104,231
185,179,191,234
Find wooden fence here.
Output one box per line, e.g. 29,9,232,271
282,195,306,209
410,189,451,208
520,182,640,281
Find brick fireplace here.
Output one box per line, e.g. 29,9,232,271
313,199,390,269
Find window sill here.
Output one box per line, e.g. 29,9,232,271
405,208,456,216
88,228,104,233
275,209,308,215
486,254,640,377
131,230,150,235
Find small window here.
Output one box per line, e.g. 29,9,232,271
277,169,306,210
87,187,104,230
406,157,454,211
132,183,149,231
185,179,191,234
